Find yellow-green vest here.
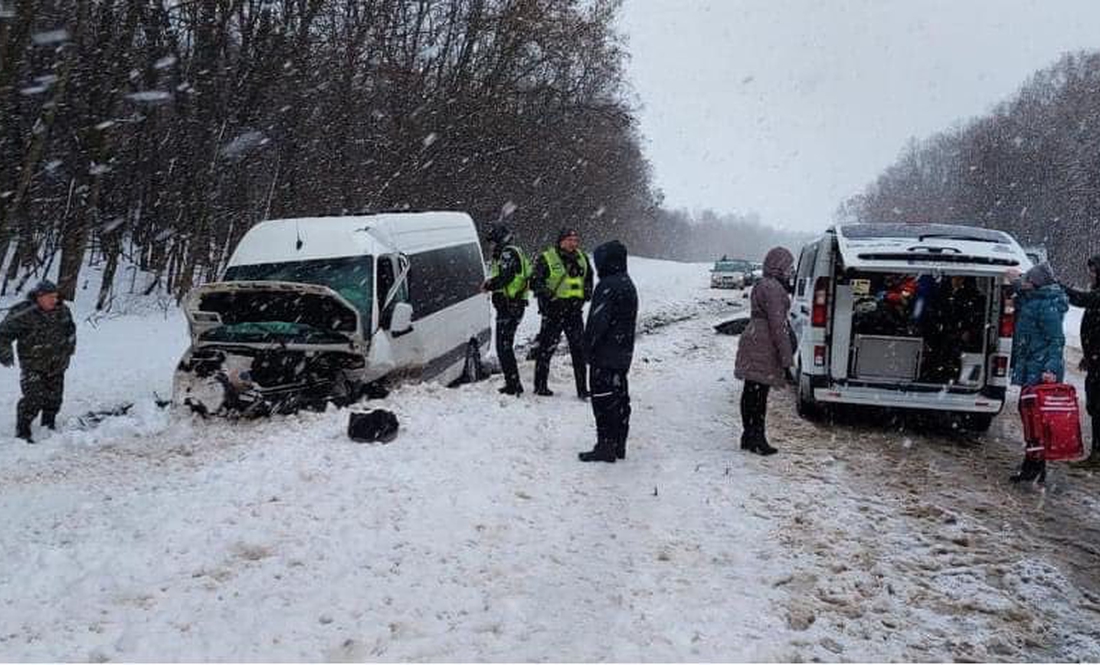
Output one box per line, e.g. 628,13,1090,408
543,247,587,300
490,246,531,300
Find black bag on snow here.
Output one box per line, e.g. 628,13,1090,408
347,409,400,443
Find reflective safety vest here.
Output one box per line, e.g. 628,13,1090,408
543,247,587,300
490,245,531,300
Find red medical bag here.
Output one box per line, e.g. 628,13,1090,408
1019,384,1085,462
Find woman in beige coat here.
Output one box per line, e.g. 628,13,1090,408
734,247,795,455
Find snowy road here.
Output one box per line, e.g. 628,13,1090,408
2,263,1099,661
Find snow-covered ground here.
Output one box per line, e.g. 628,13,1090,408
2,258,1099,661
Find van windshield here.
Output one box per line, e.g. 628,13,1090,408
199,321,352,345
223,255,373,319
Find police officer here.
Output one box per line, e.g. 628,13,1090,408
531,227,593,398
0,280,77,443
481,223,530,395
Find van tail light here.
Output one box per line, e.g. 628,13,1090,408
813,345,826,367
999,286,1015,338
811,277,829,327
993,355,1009,378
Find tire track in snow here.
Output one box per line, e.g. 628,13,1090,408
755,374,1100,661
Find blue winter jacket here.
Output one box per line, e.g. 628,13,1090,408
1011,284,1069,387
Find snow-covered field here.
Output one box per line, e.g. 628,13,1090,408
2,258,1099,661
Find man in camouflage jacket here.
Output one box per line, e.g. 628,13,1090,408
0,280,77,442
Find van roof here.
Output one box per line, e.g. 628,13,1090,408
834,223,1029,274
839,223,1012,243
228,212,477,266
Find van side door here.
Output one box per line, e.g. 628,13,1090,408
374,254,417,366
790,241,818,347
377,254,409,330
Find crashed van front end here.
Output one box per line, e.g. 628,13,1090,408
173,281,370,417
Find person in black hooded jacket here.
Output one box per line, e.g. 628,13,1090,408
1062,255,1100,467
578,240,638,463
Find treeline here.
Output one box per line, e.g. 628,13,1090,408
0,0,661,307
842,50,1100,282
631,208,811,263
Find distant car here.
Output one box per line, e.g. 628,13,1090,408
747,262,764,287
710,258,752,289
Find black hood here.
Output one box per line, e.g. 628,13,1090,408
594,241,628,278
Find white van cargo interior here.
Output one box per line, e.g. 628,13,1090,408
791,223,1031,430
173,212,491,416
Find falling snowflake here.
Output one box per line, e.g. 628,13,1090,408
126,91,172,104
31,29,69,45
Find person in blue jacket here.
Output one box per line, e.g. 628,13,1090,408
1009,262,1069,483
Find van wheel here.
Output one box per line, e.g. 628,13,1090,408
960,413,994,432
796,370,822,420
461,339,485,384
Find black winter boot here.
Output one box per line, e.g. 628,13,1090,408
753,440,778,456
1010,458,1046,483
534,362,551,396
578,447,616,463
741,427,777,455
740,426,776,454
41,412,57,430
615,440,626,460
499,383,524,396
1070,450,1100,469
16,420,34,444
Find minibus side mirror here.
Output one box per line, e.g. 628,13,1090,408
391,302,414,337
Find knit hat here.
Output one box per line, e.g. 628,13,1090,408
486,223,512,245
27,279,59,299
1024,262,1056,288
557,227,580,243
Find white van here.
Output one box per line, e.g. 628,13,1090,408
173,212,491,416
790,223,1032,430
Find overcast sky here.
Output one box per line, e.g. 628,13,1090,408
618,0,1100,232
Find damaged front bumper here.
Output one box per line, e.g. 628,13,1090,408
173,345,366,417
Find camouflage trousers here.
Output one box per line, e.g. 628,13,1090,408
18,370,65,428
